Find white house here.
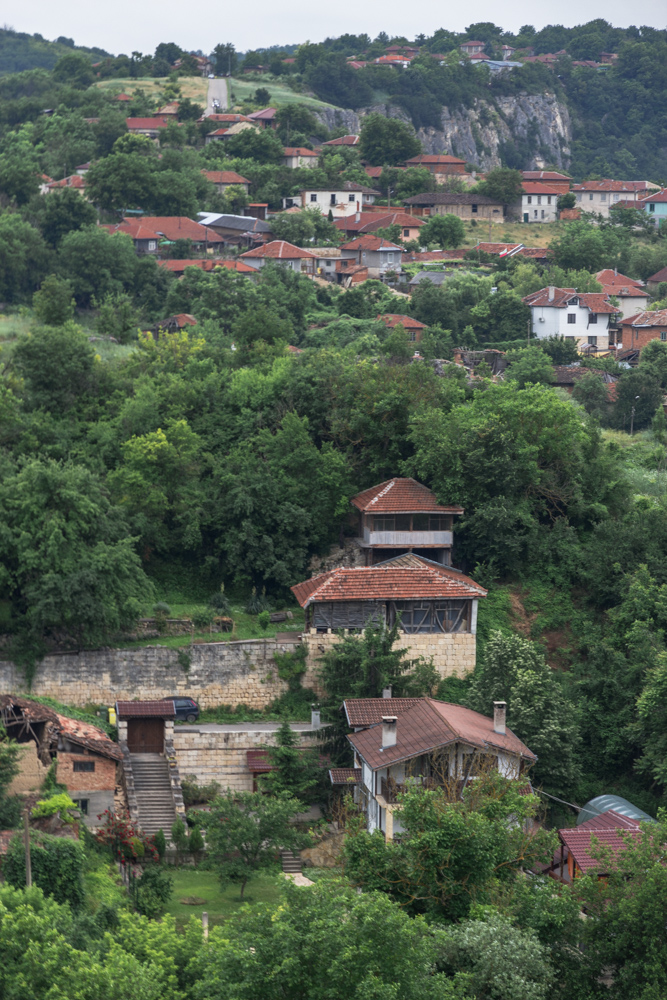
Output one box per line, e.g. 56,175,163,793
515,182,561,223
342,698,536,839
595,269,650,320
523,286,617,352
284,182,381,219
339,235,403,279
282,147,320,169
239,240,317,273
573,180,660,218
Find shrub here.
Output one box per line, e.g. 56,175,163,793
245,588,270,615
31,792,77,823
4,831,85,907
177,650,191,673
95,810,158,863
153,828,166,859
181,777,220,807
134,864,173,918
190,607,215,629
171,816,189,864
153,602,171,616
257,610,271,631
208,588,231,614
189,824,204,862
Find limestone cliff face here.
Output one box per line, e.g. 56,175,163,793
314,92,572,171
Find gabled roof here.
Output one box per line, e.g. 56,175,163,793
46,175,86,190
133,216,223,242
103,220,162,241
201,213,271,233
240,240,316,260
321,134,359,146
599,283,647,299
126,117,172,129
291,554,486,608
523,287,616,313
283,147,319,156
201,170,250,185
621,309,667,328
359,211,424,232
344,698,422,728
595,269,643,287
247,107,276,121
0,696,121,761
573,179,653,193
377,314,428,330
348,697,535,771
641,188,667,203
157,258,256,274
350,477,462,513
648,266,667,284
341,235,402,252
559,813,643,873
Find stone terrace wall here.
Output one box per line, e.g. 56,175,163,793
302,630,476,694
173,727,318,793
0,636,302,709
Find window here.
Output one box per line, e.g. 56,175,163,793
601,193,607,202
310,193,317,203
588,314,598,324
471,204,478,213
576,193,582,201
391,600,470,634
348,193,355,202
541,210,545,219
73,760,95,772
547,196,552,204
614,193,620,201
534,210,538,218
73,799,88,815
527,196,532,204
373,514,451,531
312,601,383,631
650,203,655,213
537,195,542,205
403,229,410,237
661,331,667,341
374,514,411,531
589,193,594,201
330,194,336,205
148,241,156,251
567,313,577,324
588,336,597,346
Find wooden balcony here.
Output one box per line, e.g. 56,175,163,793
362,528,452,548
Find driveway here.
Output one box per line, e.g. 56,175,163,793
206,77,228,114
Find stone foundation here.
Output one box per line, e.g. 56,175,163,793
302,630,476,694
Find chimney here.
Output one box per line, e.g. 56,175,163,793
355,211,360,223
493,701,506,735
381,716,397,748
311,706,321,729
382,686,392,699
548,285,555,302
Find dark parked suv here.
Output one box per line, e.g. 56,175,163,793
168,697,200,723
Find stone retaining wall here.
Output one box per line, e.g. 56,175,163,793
0,636,302,709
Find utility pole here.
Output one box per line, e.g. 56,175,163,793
24,809,31,887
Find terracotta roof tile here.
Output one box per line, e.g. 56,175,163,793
350,478,462,513
344,698,422,727
126,117,172,129
595,269,642,287
115,700,176,718
643,188,667,203
522,170,571,181
377,314,427,330
321,135,359,146
405,154,467,166
56,714,122,760
521,182,562,195
573,180,653,193
524,287,616,312
359,212,424,232
240,240,316,259
348,697,535,771
291,555,485,608
341,235,402,252
201,170,250,185
622,309,667,327
559,827,640,872
648,266,667,284
329,767,362,784
283,147,319,156
157,258,255,273
133,216,223,243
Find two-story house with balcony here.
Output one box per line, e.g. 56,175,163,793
340,698,536,838
350,477,461,565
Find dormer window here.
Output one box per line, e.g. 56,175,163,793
569,297,579,306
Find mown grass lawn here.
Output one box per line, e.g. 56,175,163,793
166,867,283,928
228,76,335,110
96,77,208,103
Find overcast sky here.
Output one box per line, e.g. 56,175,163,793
9,1,666,55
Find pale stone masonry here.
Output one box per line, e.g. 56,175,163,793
172,722,319,792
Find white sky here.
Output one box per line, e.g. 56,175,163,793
8,1,666,55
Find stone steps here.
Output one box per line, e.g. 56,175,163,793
130,753,177,838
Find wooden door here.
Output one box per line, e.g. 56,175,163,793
127,718,164,753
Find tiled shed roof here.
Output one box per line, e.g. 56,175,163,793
350,478,463,514
344,698,422,728
329,768,362,785
348,698,536,771
57,715,122,761
291,555,486,608
621,309,667,327
559,826,640,873
115,701,176,719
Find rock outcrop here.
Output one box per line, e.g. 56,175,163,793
314,92,572,171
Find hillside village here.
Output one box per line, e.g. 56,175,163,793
0,17,667,1000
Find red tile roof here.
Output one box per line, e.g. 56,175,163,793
341,235,402,252
621,309,667,328
46,175,86,190
103,220,162,241
132,216,223,243
201,170,250,185
329,767,362,784
115,92,132,101
405,154,467,166
56,714,122,761
203,113,253,123
126,117,172,130
639,188,667,203
599,283,647,298
240,240,316,260
348,697,535,771
350,477,462,513
115,700,176,718
595,269,642,287
283,147,319,156
521,182,562,195
377,313,428,330
321,135,359,146
344,698,422,728
576,809,642,833
291,555,486,608
207,128,230,136
573,180,653,193
360,212,424,233
523,287,616,312
247,107,276,121
648,266,667,284
559,826,640,873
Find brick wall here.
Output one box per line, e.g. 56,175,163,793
7,743,50,795
619,326,667,351
56,752,117,792
0,637,301,709
172,727,318,793
301,629,477,694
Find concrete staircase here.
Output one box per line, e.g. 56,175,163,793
130,753,177,838
280,850,302,874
